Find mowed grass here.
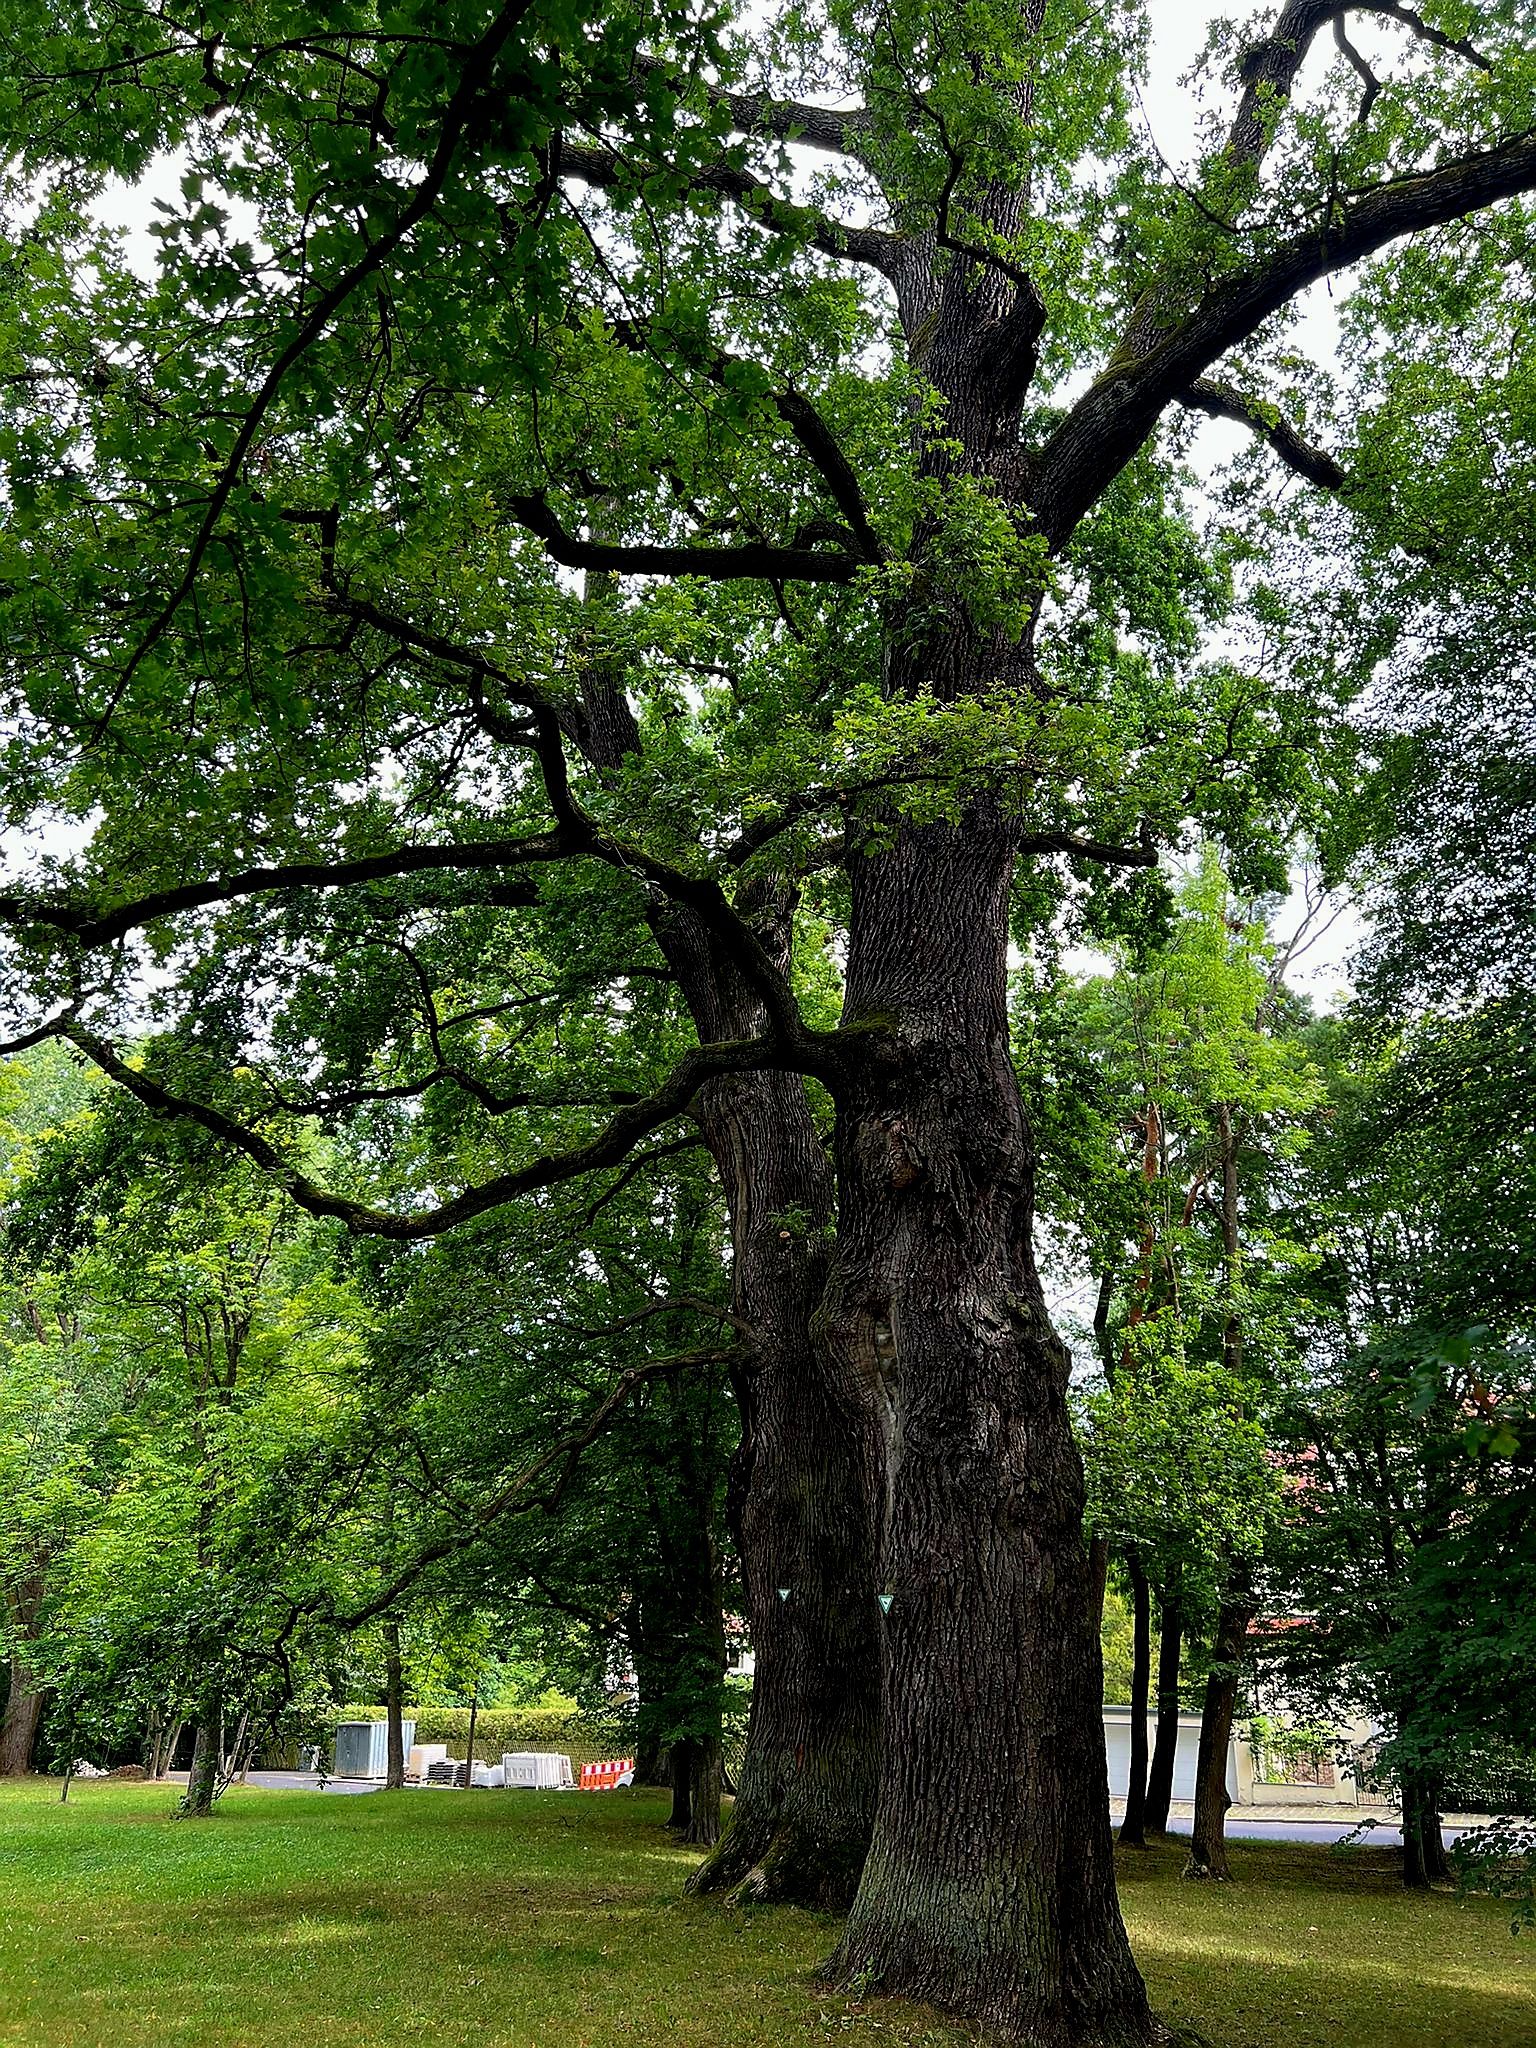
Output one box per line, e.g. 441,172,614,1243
0,1780,1531,2048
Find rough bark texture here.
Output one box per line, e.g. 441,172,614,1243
0,1571,48,1776
1143,1594,1183,1837
821,821,1152,2046
1117,1555,1152,1849
685,1049,882,1904
1183,1601,1251,1881
384,1617,406,1790
575,636,882,1909
0,1661,45,1776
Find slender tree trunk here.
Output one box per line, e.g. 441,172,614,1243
146,1716,183,1780
574,650,883,1908
1143,1593,1183,1837
462,1693,479,1787
1183,1601,1251,1881
179,1694,221,1818
1401,1762,1448,1888
0,1657,46,1776
384,1616,406,1790
668,1738,694,1833
682,1732,724,1848
1087,1534,1110,1634
1117,1555,1152,1849
822,819,1152,2044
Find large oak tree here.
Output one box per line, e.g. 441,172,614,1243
3,2,1536,2037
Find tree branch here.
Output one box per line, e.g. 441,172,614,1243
598,315,884,563
505,489,862,584
1017,827,1159,869
558,140,903,275
110,0,538,704
0,845,551,951
326,1346,735,1631
1349,2,1492,74
1034,129,1536,544
57,1020,837,1240
631,56,874,159
1179,377,1348,491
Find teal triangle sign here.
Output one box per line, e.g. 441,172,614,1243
878,1593,894,1614
777,1587,790,1602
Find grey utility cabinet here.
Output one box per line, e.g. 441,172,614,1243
333,1719,416,1778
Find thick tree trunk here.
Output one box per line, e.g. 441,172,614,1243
680,908,882,1908
631,1623,674,1788
822,820,1152,2044
1183,1601,1251,1882
1142,1593,1183,1837
575,654,882,1909
384,1617,406,1790
179,1695,221,1818
1117,1555,1152,1849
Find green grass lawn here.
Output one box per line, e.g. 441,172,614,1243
0,1779,1530,2048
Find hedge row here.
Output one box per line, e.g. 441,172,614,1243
337,1706,628,1768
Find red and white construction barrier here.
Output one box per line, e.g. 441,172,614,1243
578,1757,635,1790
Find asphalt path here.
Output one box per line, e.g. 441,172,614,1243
235,1772,1475,1848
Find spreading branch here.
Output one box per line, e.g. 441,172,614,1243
1017,827,1159,869
1034,129,1536,544
326,1345,735,1631
598,314,884,563
0,844,550,952
57,1019,838,1240
631,55,874,160
1179,378,1349,491
112,0,538,700
505,490,862,584
557,139,903,274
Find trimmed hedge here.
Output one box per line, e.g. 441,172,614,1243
338,1706,627,1769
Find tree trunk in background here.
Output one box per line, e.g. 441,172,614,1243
1117,1555,1152,1849
1143,1592,1183,1836
1183,1601,1252,1881
823,820,1152,2043
575,653,882,1909
670,1733,724,1848
1401,1763,1449,1887
1087,1534,1110,1633
384,1617,406,1790
677,901,882,1906
144,1712,183,1781
631,1625,673,1788
667,1739,694,1834
0,1570,49,1776
179,1695,221,1818
683,1734,724,1848
0,1659,45,1776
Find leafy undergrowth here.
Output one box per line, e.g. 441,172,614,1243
0,1781,1530,2047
